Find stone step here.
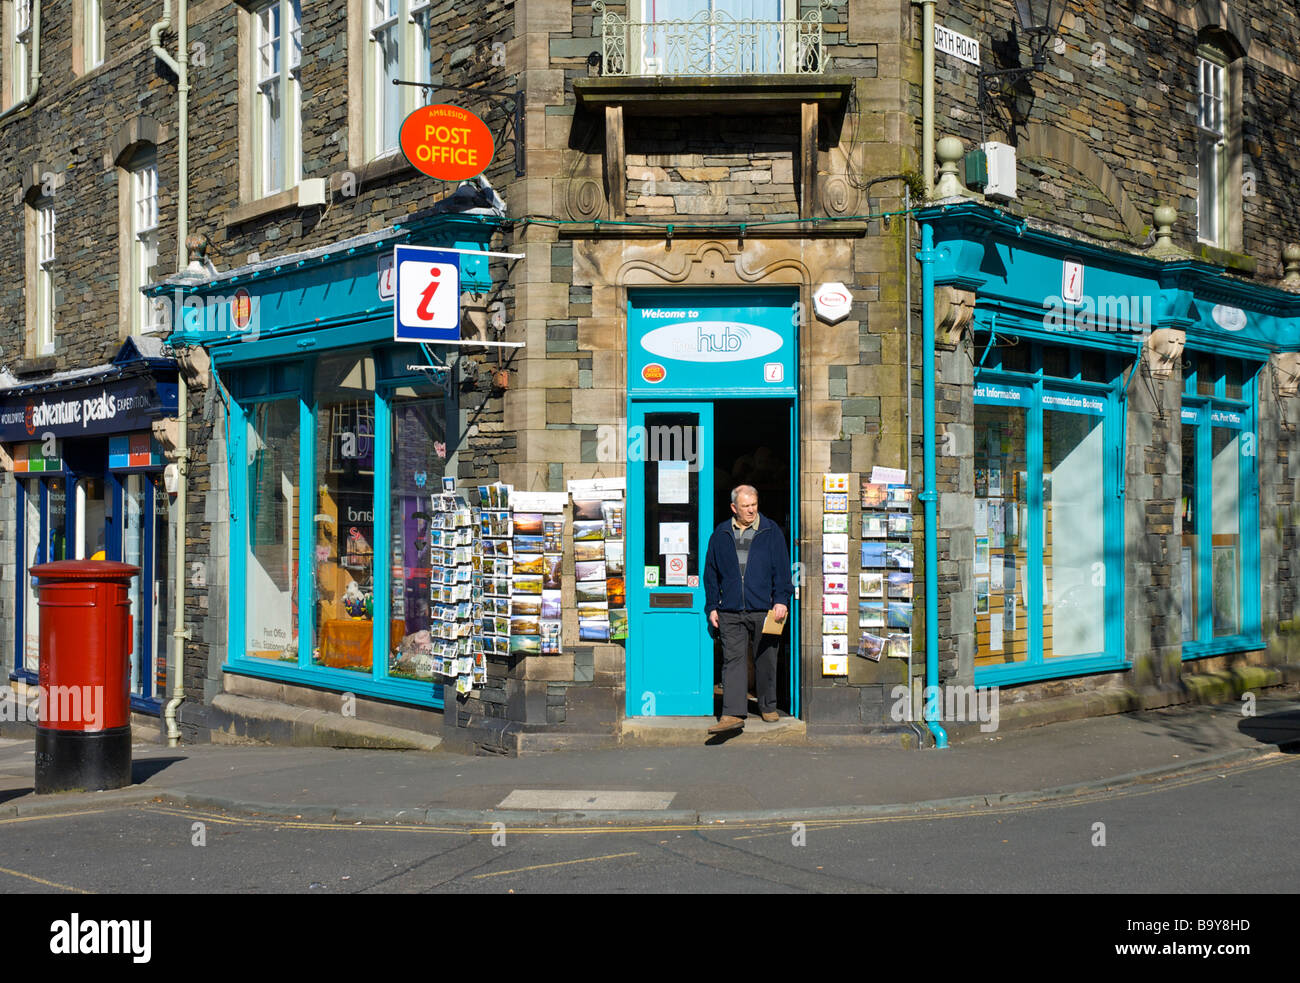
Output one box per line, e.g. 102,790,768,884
621,714,808,746
207,693,443,751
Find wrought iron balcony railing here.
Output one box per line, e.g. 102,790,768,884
593,1,828,77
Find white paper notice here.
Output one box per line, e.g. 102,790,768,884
990,560,1003,590
665,554,688,585
989,613,1004,651
658,461,689,504
870,466,907,485
659,522,689,555
974,500,989,536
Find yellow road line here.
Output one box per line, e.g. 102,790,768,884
0,809,113,826
0,864,92,894
473,852,639,879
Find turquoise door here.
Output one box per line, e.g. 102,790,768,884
626,400,714,716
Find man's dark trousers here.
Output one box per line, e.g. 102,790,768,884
718,610,779,719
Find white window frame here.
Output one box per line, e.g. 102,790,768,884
253,0,302,198
35,199,55,355
131,154,161,335
85,0,105,71
364,0,435,161
13,0,32,102
1196,50,1228,247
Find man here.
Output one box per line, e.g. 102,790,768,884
703,484,794,734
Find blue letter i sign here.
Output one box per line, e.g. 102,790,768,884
394,245,462,343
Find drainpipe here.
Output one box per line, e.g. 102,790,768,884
153,0,191,744
919,0,935,196
918,221,948,748
151,0,189,268
163,370,188,746
0,0,42,123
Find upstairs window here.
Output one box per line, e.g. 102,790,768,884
131,150,161,334
32,197,56,354
364,0,435,160
253,0,302,197
85,0,105,71
13,0,31,102
1196,48,1227,246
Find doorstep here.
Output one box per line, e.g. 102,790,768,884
621,714,808,746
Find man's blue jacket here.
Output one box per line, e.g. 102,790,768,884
704,512,795,614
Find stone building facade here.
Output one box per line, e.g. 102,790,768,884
4,0,1299,754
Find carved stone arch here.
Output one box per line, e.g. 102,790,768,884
615,239,812,290
105,117,167,171
20,163,48,202
1020,123,1146,238
1191,1,1251,59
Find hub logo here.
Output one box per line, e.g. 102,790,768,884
640,319,782,364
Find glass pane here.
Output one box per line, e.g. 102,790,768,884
1181,422,1198,641
311,355,377,672
973,402,1029,667
124,474,146,695
264,82,283,194
379,24,400,152
48,479,67,560
23,482,42,674
388,387,448,681
1198,133,1220,243
1042,346,1070,380
80,478,108,560
1196,353,1216,397
1043,408,1106,659
1211,427,1241,636
1223,358,1243,400
641,412,700,583
245,400,300,662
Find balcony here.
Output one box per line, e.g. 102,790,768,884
593,1,828,77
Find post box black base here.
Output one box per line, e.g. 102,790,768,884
34,726,132,794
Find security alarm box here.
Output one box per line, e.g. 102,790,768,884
981,141,1017,199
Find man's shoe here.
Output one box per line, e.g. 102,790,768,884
761,711,780,723
707,715,745,734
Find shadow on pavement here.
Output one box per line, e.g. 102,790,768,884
1238,709,1300,752
132,755,186,783
0,786,34,805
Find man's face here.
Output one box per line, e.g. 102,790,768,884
732,491,758,525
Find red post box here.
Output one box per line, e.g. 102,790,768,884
30,560,140,794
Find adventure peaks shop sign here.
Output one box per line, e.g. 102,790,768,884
628,290,798,397
0,377,174,442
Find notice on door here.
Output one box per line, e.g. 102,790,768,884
665,554,688,585
658,460,689,504
659,522,689,555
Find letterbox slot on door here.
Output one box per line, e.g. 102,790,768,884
649,593,692,608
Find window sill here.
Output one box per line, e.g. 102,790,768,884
14,355,58,377
336,151,414,193
225,187,300,227
1181,635,1264,660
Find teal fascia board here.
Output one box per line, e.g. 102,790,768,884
156,214,505,348
919,202,1300,354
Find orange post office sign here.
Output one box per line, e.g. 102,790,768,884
400,104,495,181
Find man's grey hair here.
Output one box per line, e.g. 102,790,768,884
731,484,758,506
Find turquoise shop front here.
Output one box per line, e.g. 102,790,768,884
921,201,1300,692
164,216,503,709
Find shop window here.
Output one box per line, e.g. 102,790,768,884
388,382,448,680
244,399,301,662
121,472,172,702
251,0,302,197
972,339,1121,682
1181,354,1259,651
311,354,378,672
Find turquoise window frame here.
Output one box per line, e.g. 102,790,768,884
1180,353,1263,658
223,345,449,709
972,337,1128,687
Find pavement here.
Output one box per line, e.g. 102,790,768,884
1,693,1298,827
